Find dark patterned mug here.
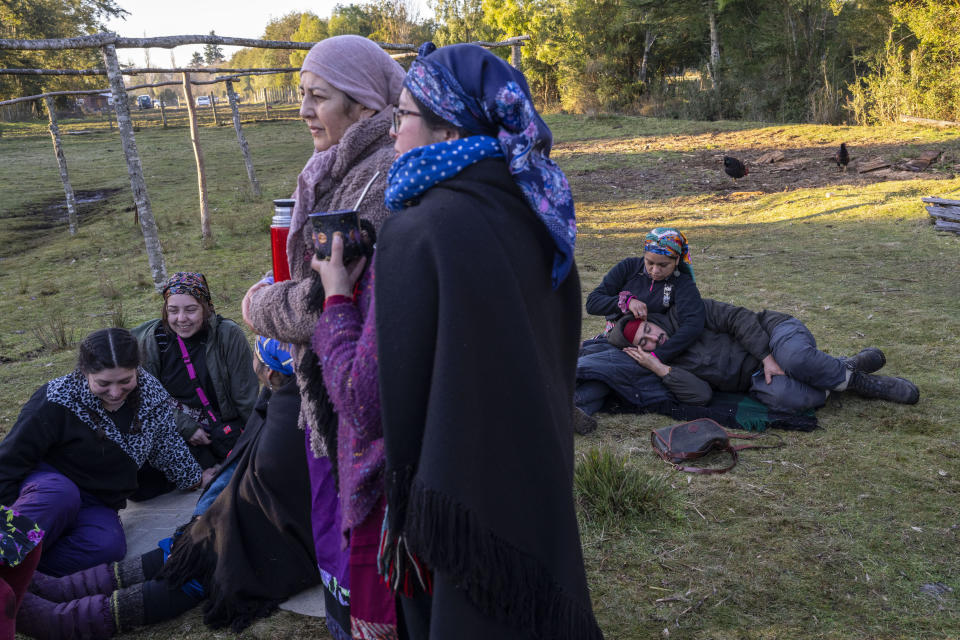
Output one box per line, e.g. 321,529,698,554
309,209,364,262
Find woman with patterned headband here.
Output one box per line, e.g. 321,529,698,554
132,272,258,493
314,42,602,639
585,227,705,360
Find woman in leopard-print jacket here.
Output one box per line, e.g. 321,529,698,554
0,328,206,577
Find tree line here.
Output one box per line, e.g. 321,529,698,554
3,0,959,124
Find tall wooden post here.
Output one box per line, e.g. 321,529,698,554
226,79,260,197
511,42,522,70
159,98,167,128
43,96,78,236
210,92,219,126
262,89,269,119
101,43,167,289
181,72,213,247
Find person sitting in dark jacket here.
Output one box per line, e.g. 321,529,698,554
131,272,259,498
17,337,320,639
609,298,920,411
0,328,208,578
584,228,704,364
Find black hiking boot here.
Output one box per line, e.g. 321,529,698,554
573,407,598,435
848,371,919,404
843,347,886,374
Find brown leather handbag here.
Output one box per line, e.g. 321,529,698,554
651,418,782,474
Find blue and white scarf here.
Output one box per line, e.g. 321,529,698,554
385,136,503,211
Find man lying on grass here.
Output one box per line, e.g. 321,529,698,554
573,298,919,434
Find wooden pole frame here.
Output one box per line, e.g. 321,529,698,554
226,79,261,197
101,43,167,289
182,72,212,246
43,95,78,235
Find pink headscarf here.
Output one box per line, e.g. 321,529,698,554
288,36,404,271
300,35,404,112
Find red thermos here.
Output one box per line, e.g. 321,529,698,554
270,199,295,282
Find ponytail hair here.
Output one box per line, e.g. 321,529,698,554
77,328,140,374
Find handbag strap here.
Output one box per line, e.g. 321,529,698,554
175,334,218,427
673,444,738,474
727,431,784,452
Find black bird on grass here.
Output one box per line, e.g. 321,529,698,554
723,155,748,180
836,143,850,172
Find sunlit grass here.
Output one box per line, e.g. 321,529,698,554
1,114,959,638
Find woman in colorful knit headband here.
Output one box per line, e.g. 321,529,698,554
579,226,705,429
132,271,258,486
310,41,600,639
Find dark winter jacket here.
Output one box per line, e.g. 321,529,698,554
585,256,704,363
0,370,201,510
376,158,602,639
649,299,793,404
132,315,259,442
576,338,673,411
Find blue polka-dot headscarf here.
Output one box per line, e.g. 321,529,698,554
385,43,577,289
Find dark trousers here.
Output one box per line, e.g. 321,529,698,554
11,465,125,577
574,380,612,415
749,318,849,413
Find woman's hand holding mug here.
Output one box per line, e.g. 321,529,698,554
311,232,367,298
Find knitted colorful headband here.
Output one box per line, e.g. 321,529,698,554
643,228,694,279
162,272,212,307
255,336,294,376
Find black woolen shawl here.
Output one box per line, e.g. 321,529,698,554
157,380,319,631
376,159,603,639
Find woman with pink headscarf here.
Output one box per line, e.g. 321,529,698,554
240,35,404,640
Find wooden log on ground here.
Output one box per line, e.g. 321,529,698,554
755,150,786,164
44,96,78,235
101,43,167,289
921,196,960,206
904,150,942,171
933,219,960,233
858,158,890,173
182,72,212,247
900,115,960,127
925,205,960,223
226,79,260,197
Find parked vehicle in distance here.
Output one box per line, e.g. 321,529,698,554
136,95,152,109
195,96,211,107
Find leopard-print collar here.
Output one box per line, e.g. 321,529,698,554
45,368,169,453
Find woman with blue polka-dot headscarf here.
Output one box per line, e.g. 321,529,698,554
310,41,600,640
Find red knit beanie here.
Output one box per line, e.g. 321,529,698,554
623,318,643,345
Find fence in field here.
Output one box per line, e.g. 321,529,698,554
0,33,529,289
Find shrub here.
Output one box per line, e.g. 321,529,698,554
108,299,126,328
32,310,75,353
574,447,678,530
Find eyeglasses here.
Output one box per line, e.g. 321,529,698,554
392,107,422,132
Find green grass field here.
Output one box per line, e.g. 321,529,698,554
1,113,958,639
